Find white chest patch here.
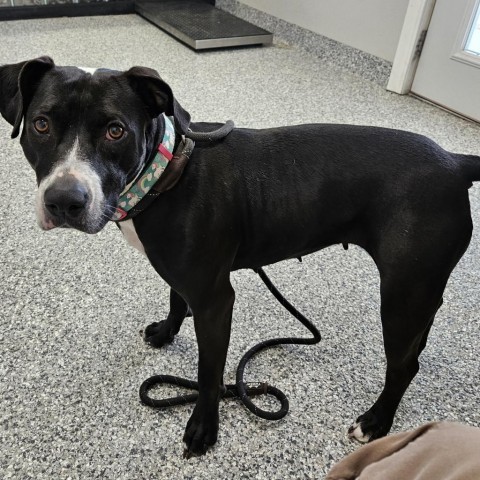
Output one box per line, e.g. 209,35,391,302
118,219,146,256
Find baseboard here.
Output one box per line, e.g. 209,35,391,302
0,0,213,22
0,1,135,21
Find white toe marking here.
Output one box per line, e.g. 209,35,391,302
348,423,371,443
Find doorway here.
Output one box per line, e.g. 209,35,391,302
410,0,480,122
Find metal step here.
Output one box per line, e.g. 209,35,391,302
135,1,273,50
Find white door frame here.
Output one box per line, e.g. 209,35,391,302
387,0,437,94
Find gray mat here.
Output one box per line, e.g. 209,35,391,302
0,14,479,480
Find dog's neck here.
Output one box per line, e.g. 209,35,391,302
145,114,167,164
112,114,176,222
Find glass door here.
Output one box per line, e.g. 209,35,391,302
465,3,480,54
411,0,480,122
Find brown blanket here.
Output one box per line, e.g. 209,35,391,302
326,422,480,480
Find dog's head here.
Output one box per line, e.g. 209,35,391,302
0,56,190,233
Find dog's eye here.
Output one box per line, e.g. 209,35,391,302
33,117,49,134
106,124,125,141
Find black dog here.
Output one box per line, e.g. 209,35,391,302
1,56,478,457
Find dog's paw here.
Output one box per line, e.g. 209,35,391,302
347,421,372,443
144,320,177,348
348,409,392,443
182,407,219,458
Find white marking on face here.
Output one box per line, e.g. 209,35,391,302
118,219,146,256
348,422,371,443
77,67,97,75
36,137,106,231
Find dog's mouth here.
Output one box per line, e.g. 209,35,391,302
38,214,110,234
38,211,111,234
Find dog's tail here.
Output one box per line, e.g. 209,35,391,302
457,153,480,183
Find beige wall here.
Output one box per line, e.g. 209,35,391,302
236,0,410,61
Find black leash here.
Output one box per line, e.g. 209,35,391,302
139,267,322,420
186,120,235,142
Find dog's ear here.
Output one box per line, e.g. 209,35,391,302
125,66,191,135
0,56,54,138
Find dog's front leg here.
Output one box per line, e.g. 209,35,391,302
144,289,190,348
183,279,235,458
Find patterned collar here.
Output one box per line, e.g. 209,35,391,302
112,114,175,222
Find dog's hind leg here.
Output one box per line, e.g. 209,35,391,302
349,211,472,443
144,289,190,348
349,276,447,442
417,296,443,355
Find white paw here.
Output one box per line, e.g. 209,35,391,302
348,422,372,443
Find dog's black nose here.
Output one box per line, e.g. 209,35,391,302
44,181,89,219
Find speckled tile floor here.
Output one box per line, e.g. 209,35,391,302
0,13,479,480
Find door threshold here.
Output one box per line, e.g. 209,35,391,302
410,93,480,125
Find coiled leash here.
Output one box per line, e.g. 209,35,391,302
138,120,322,421
139,267,321,420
